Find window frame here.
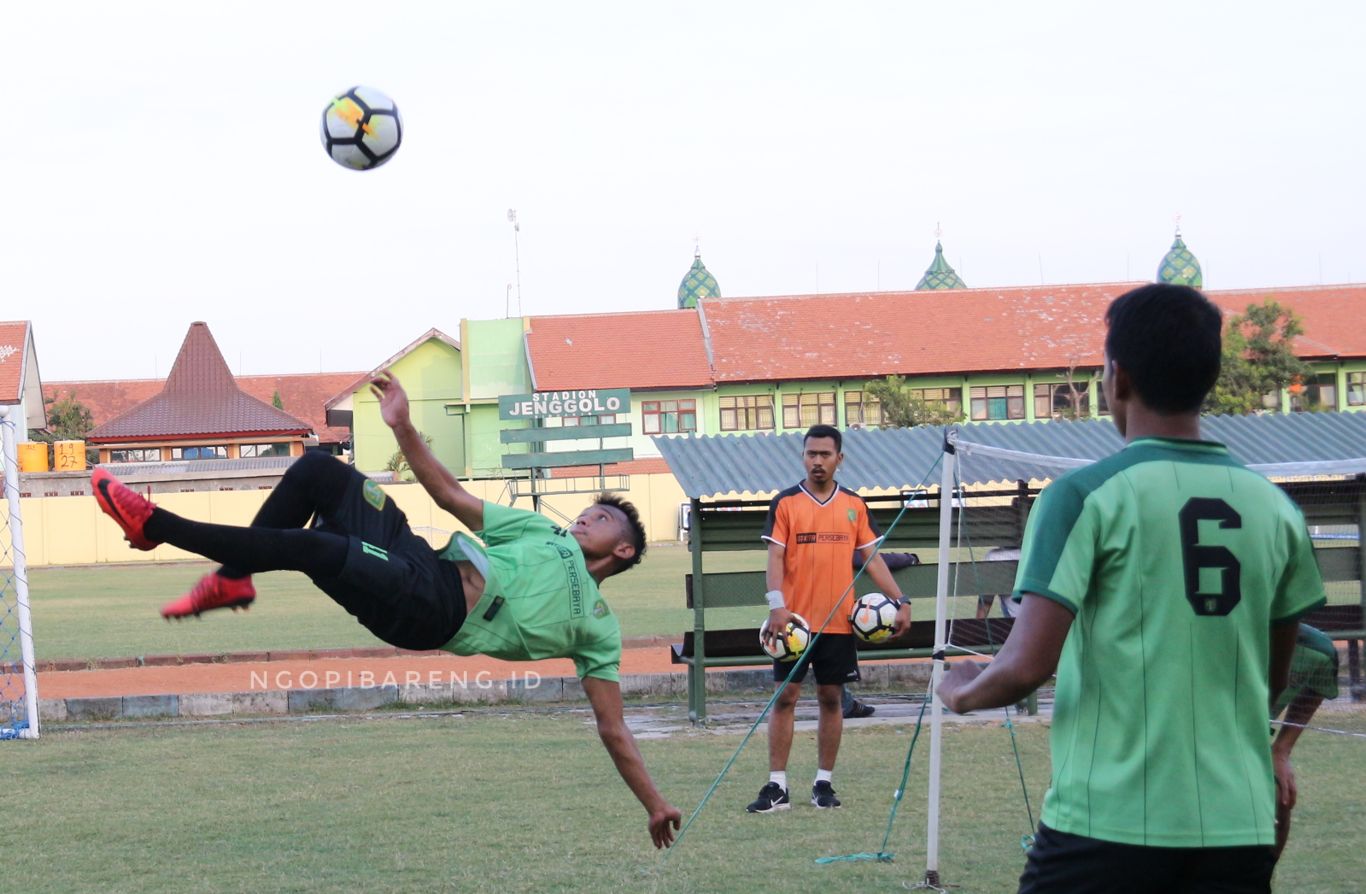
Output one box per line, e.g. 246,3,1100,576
969,384,1025,421
718,394,775,432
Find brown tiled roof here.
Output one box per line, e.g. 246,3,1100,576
0,321,31,403
47,372,363,445
86,322,313,443
526,310,713,391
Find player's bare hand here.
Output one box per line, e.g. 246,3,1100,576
369,372,411,430
649,803,682,849
1273,749,1297,810
764,607,795,647
938,660,983,713
893,601,912,638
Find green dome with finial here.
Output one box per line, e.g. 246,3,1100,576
678,250,721,309
915,241,966,290
1157,232,1203,288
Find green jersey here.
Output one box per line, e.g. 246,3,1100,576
439,501,623,682
1014,437,1325,847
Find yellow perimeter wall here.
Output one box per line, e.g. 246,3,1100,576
6,474,689,568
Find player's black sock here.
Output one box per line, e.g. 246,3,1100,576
215,449,355,579
144,509,348,578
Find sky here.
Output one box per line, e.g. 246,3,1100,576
6,1,1365,382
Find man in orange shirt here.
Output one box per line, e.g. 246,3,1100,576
747,424,910,813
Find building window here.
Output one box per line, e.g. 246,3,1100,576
910,387,964,418
782,392,837,429
1033,382,1091,419
1097,383,1110,416
970,385,1025,421
562,414,618,427
843,391,883,427
109,448,160,463
239,443,291,458
641,399,696,435
1348,372,1366,407
171,446,228,460
1291,374,1338,411
719,395,775,432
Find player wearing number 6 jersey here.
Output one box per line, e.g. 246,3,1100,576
939,283,1325,894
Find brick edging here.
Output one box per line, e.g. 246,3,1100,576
37,636,680,673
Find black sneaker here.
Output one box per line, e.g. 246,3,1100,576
746,782,791,813
843,699,875,719
811,781,842,809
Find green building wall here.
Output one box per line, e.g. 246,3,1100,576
352,338,464,475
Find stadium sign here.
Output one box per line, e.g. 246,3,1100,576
498,388,631,421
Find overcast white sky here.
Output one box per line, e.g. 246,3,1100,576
6,2,1365,382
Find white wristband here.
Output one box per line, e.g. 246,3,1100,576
765,590,786,610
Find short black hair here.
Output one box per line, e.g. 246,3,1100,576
593,493,647,575
804,424,842,453
1104,283,1223,414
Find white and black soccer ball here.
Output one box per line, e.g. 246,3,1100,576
320,86,402,171
759,612,811,663
850,593,899,643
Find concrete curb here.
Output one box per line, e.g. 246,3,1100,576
37,663,935,723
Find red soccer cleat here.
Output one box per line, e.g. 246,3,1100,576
161,572,256,619
91,468,160,551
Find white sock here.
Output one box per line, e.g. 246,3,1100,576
815,769,833,785
769,771,788,791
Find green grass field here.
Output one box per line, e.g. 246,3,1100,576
26,546,1363,660
26,547,988,660
5,708,1364,893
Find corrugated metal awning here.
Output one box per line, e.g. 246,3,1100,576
654,412,1366,499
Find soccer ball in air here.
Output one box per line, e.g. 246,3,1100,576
850,593,899,643
320,86,403,171
759,613,811,663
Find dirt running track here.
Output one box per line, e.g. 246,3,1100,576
38,643,685,700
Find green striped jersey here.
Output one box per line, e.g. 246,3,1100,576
1014,437,1325,847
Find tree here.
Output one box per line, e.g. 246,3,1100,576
32,392,94,442
384,432,434,480
864,375,962,428
272,390,285,410
1207,301,1310,415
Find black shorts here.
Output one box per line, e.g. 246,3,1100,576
775,633,860,686
1017,824,1276,894
308,470,466,651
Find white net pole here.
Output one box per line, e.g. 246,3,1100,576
924,432,957,884
0,408,39,739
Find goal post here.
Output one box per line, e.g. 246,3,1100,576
0,407,39,739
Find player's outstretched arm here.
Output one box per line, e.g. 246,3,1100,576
939,593,1073,714
581,675,681,849
369,372,483,531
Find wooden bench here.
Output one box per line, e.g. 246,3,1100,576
673,559,1023,722
675,479,1364,723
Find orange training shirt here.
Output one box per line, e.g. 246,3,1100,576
762,482,881,635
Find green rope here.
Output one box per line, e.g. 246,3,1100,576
663,452,944,863
816,682,932,864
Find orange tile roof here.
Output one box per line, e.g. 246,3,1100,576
703,284,1132,382
0,321,31,403
526,309,713,391
703,282,1366,382
1205,285,1366,359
